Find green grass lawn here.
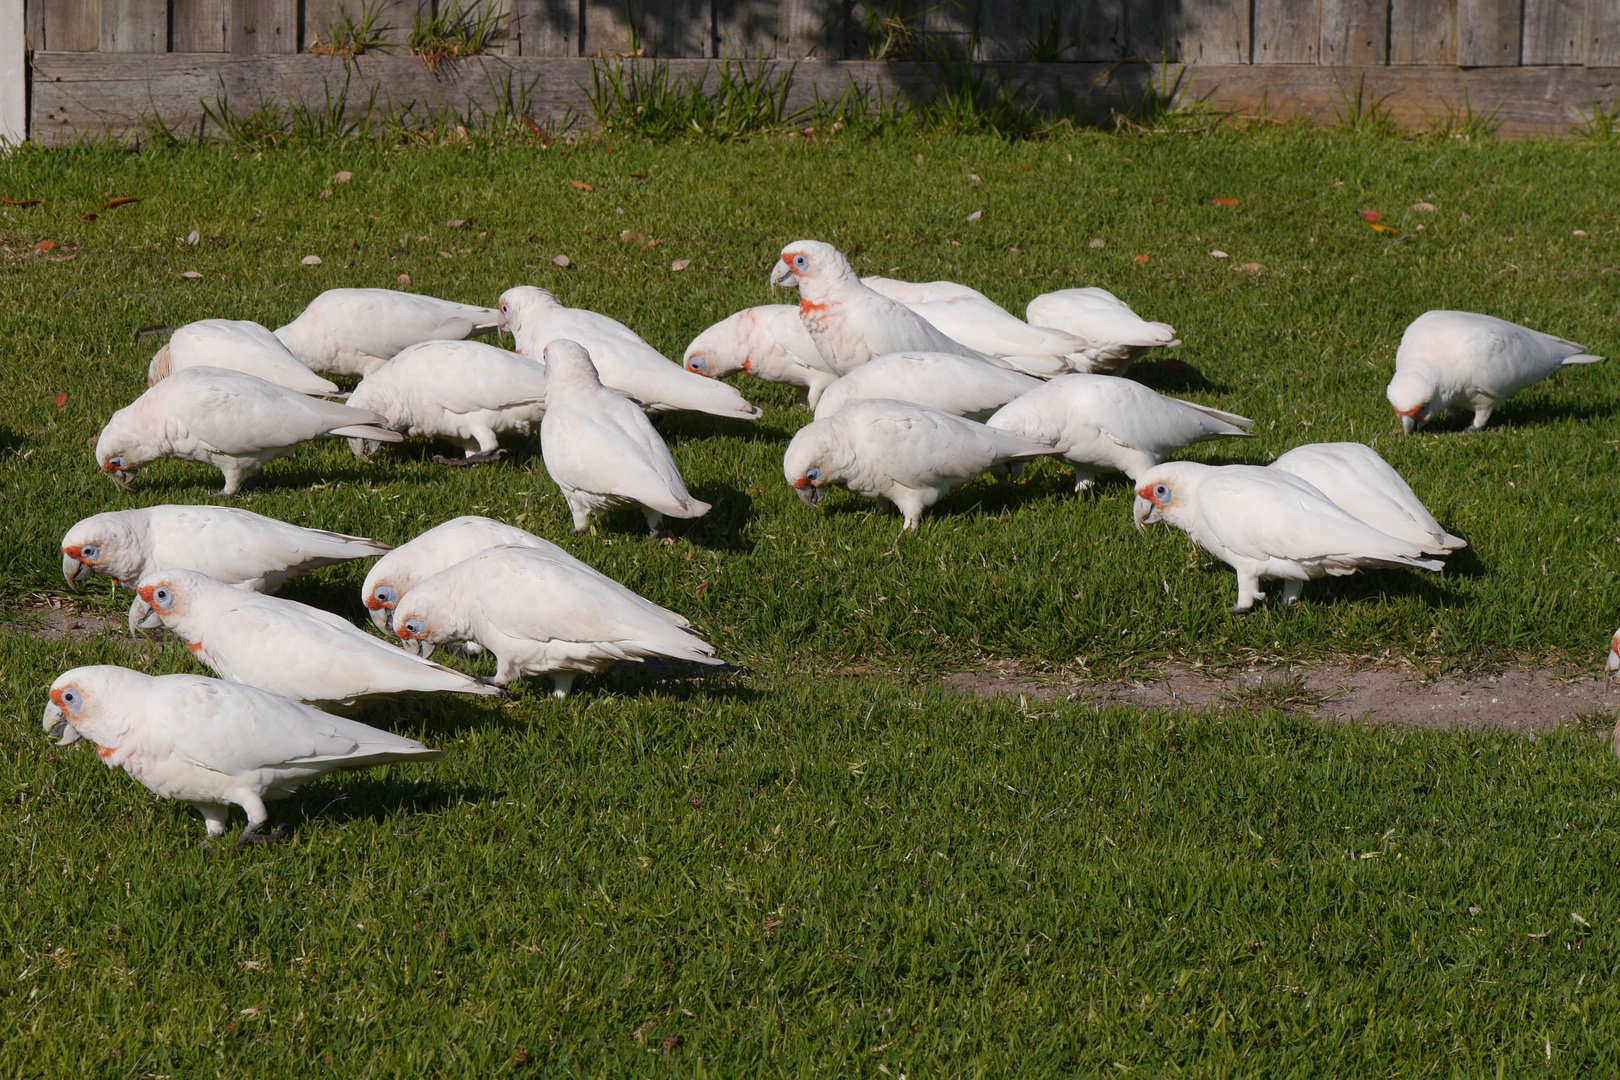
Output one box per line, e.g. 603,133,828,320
2,127,1620,1075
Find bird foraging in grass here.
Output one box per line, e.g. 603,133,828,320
1269,442,1465,554
1133,462,1446,613
273,287,504,377
681,304,839,405
61,505,388,594
149,319,339,396
95,367,401,496
813,352,1042,422
43,665,444,847
1386,311,1603,433
784,398,1057,531
1023,287,1181,373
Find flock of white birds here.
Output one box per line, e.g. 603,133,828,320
44,237,1609,846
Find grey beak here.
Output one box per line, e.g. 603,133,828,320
42,704,80,747
796,485,823,508
1400,414,1418,435
127,596,162,636
769,262,796,290
62,554,90,591
108,469,135,491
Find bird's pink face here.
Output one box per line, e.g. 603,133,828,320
60,543,108,587
44,684,87,747
364,581,399,632
1132,480,1173,532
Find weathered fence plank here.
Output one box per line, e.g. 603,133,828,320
172,0,230,50
715,0,779,56
1458,0,1521,64
1320,0,1389,64
1592,0,1620,65
1126,0,1180,60
1073,0,1128,61
102,0,166,51
779,0,846,58
38,0,104,51
1254,0,1320,62
514,0,580,54
230,0,297,53
2,0,24,144
1174,0,1251,63
1522,0,1586,64
1390,0,1455,64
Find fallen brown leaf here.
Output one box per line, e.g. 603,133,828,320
1235,262,1263,273
1210,197,1239,208
180,270,203,279
301,254,323,266
333,171,354,184
552,254,571,268
397,273,412,284
966,210,982,222
1360,210,1382,222
619,229,648,246
1133,254,1150,266
1018,164,1032,172
318,189,332,200
1410,201,1436,213
439,250,454,260
103,197,141,209
1089,238,1105,249
630,172,647,179
513,1047,532,1067
446,218,468,228
1367,222,1397,234
1573,230,1589,239
2,196,40,206
1209,249,1229,259
670,258,691,272
54,392,68,409
80,213,97,222
33,240,55,252
569,180,594,192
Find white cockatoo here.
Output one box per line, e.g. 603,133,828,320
860,276,994,305
43,665,443,845
1132,462,1446,612
814,352,1042,422
95,367,402,496
769,241,988,376
1270,442,1466,554
345,339,547,463
680,304,839,404
61,505,387,594
539,339,711,535
1025,287,1181,372
783,398,1057,530
498,286,762,421
149,319,340,396
1605,628,1620,691
985,374,1253,491
273,288,503,377
360,515,689,637
391,545,722,697
1386,310,1603,433
129,570,499,708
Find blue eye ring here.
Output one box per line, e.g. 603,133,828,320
374,585,397,606
152,586,174,609
61,689,80,710
792,254,808,271
403,618,425,637
1152,483,1170,501
108,457,126,468
79,545,99,560
687,356,708,374
806,466,823,484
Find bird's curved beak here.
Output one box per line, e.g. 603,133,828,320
1132,495,1160,533
42,702,80,747
127,596,162,635
1395,404,1425,435
368,605,392,635
102,464,136,491
770,261,796,291
418,641,436,660
792,477,824,508
62,553,91,591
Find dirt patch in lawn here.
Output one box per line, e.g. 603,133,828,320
940,659,1616,733
4,597,128,643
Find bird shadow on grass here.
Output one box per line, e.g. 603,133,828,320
655,412,770,447
290,776,487,831
593,658,758,703
0,426,24,456
687,482,754,553
1466,398,1620,432
1127,360,1226,395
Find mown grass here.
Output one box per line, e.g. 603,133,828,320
2,129,1620,1075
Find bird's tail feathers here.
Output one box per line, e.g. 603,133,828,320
664,497,712,519
1176,399,1255,430
994,354,1069,379
1437,533,1468,552
330,424,405,443
326,747,447,771
1561,353,1604,365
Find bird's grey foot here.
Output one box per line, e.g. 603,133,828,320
1073,470,1096,494
434,449,506,467
236,822,287,849
551,673,574,699
1280,580,1304,605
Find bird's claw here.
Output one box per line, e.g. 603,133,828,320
236,823,287,849
434,450,506,467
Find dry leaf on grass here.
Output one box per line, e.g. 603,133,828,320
620,229,649,246
1211,197,1239,208
1209,250,1229,259
439,251,454,259
1367,222,1397,234
103,197,141,209
1573,230,1589,238
446,219,468,228
569,180,594,192
966,210,982,222
334,171,354,184
80,213,97,222
32,240,55,252
1411,201,1435,212
1133,254,1151,266
397,274,412,284
1360,210,1382,222
552,254,571,268
670,258,691,272
1235,262,1263,273
185,230,200,246
301,255,322,266
1089,238,1105,249
2,196,41,207
180,270,203,279
54,393,68,409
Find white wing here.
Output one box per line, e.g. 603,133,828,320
542,391,704,516
145,506,387,589
160,320,339,395
814,352,1041,421
1271,442,1465,552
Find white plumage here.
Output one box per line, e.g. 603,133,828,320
1025,287,1181,372
129,570,498,708
61,505,387,594
860,276,994,305
149,319,339,396
95,366,402,495
860,279,1083,377
360,515,689,637
814,352,1042,422
43,665,444,844
1270,442,1466,554
1386,310,1603,432
499,286,762,421
539,338,711,534
769,241,985,376
681,304,839,404
346,339,547,461
986,374,1252,491
1132,461,1446,613
273,288,503,377
783,398,1057,530
391,545,722,697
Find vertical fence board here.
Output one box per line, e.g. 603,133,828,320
641,0,715,55
102,0,165,51
1175,0,1250,63
172,0,229,49
303,0,341,48
777,0,843,57
41,0,103,51
715,0,781,56
232,0,297,53
1458,0,1521,64
1126,0,1181,60
1074,0,1127,60
1254,0,1320,61
1390,0,1455,62
2,0,24,142
515,0,579,54
1522,0,1584,63
1591,0,1620,63
1321,0,1390,63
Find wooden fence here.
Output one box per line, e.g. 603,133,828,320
5,0,1620,144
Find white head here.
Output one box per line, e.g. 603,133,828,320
782,418,848,508
496,287,562,356
1132,461,1214,533
128,568,234,638
95,398,162,491
682,309,760,379
1607,628,1620,685
43,665,150,749
1386,368,1438,434
61,510,150,590
391,567,477,659
540,338,603,392
770,240,856,300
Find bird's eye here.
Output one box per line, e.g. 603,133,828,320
806,466,823,484
153,586,174,609
374,585,397,606
1152,484,1170,501
688,357,708,374
80,545,100,560
61,689,80,711
793,254,808,271
403,619,425,637
109,457,126,468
